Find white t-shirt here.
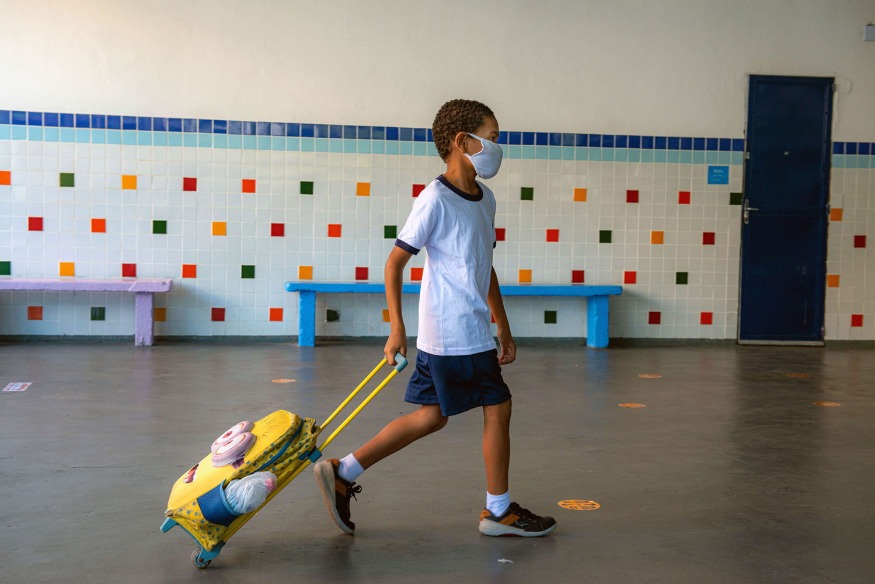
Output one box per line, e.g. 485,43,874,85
395,175,497,356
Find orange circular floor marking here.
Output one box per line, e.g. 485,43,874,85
638,374,662,379
272,378,296,383
786,373,810,378
618,403,646,408
813,401,841,407
558,500,601,511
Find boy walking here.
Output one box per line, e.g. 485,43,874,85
314,99,556,537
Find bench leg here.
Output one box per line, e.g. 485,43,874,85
586,296,610,349
134,292,155,346
298,291,316,347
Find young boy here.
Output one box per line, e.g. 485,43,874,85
313,99,556,537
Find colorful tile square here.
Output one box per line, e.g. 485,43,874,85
212,221,227,236
546,229,559,242
28,306,43,321
59,262,75,277
242,265,255,279
521,187,534,201
183,177,197,191
599,230,612,244
271,223,285,237
28,217,43,231
676,272,688,285
328,224,342,238
59,172,74,187
300,181,314,195
154,307,167,322
830,208,843,222
326,309,340,322
518,269,532,284
121,175,137,190
153,220,167,234
702,232,715,245
648,311,661,325
355,267,368,281
700,312,713,325
624,271,637,284
382,309,391,323
211,308,225,322
242,179,256,193
651,231,664,245
410,267,423,281
626,190,639,203
854,235,866,248
678,191,691,205
122,263,137,277
571,270,585,284
356,182,371,197
729,192,743,206
270,308,284,322
0,170,11,186
91,218,106,233
298,266,313,280
91,307,106,321
0,261,11,276
544,310,557,324
495,228,506,242
384,225,397,239
851,314,864,327
827,274,839,288
182,264,197,278
573,188,587,202
412,184,425,197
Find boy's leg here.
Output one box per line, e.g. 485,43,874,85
314,405,447,535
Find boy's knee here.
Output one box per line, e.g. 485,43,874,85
418,406,448,433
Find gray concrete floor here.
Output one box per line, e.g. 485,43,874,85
1,340,874,584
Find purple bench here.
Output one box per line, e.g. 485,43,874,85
0,277,173,346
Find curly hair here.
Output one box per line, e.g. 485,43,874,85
432,99,495,161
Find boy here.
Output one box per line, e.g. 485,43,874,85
313,99,556,537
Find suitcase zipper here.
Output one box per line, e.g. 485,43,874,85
255,418,304,472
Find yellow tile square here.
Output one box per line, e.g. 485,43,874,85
382,309,390,323
154,307,167,322
651,230,665,245
299,265,313,280
59,262,75,277
573,188,587,202
212,221,227,236
121,175,137,190
830,208,843,222
518,269,532,284
356,182,371,197
827,274,840,288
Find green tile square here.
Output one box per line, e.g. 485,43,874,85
300,181,314,195
0,261,11,276
241,265,256,279
59,172,75,187
521,187,534,201
326,309,340,322
544,310,557,324
90,307,106,321
599,230,612,243
729,192,743,206
152,220,167,235
676,272,689,285
384,225,397,239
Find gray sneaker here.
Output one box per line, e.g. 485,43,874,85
313,459,361,535
479,502,557,537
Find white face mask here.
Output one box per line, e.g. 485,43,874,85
464,133,503,179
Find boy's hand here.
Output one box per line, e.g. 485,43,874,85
497,329,516,365
385,327,407,366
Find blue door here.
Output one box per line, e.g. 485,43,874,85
739,76,833,344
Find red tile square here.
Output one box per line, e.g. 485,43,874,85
355,267,369,281
122,263,137,278
410,267,423,281
703,232,716,245
412,184,425,197
28,217,43,231
27,306,43,321
183,177,197,191
678,191,691,205
546,229,559,242
624,271,637,284
854,235,866,248
495,228,506,242
91,218,106,233
182,264,197,278
211,307,225,322
626,190,639,203
242,179,256,193
648,311,661,325
269,308,283,322
700,312,713,325
328,224,342,238
271,223,285,237
0,170,10,186
851,314,864,327
571,270,585,284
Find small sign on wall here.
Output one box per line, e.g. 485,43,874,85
708,166,730,185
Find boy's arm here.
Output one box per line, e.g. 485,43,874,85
384,245,413,365
487,267,516,365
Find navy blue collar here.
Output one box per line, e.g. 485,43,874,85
437,175,483,201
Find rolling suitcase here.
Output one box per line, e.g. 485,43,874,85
161,354,408,568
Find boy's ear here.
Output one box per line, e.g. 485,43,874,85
452,131,469,155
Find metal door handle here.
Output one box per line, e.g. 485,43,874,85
743,199,759,224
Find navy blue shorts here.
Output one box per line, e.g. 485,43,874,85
404,349,512,416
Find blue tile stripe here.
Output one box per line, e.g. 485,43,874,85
1,108,872,167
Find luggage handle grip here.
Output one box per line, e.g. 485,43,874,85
393,353,408,372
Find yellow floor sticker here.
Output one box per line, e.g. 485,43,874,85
558,500,601,510
618,403,646,408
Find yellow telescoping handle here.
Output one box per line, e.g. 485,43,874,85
316,353,408,454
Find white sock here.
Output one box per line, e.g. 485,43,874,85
486,491,511,517
337,453,365,483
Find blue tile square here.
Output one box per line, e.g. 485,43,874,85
399,127,413,141
169,118,183,132
107,115,122,130
706,138,719,151
357,126,371,140
183,118,197,132
44,112,59,127
548,133,562,146
270,122,285,136
680,137,692,150
589,134,601,148
60,113,74,128
601,135,614,148
256,122,270,136
628,135,641,149
151,117,166,131
414,128,427,142
285,123,300,137
523,132,535,146
667,137,679,150
91,115,106,129
642,136,654,149
385,127,399,141
693,137,705,151
536,132,548,146
76,113,92,127
562,133,575,147
28,111,43,126
343,125,356,139
846,142,857,155
655,136,667,149
138,117,152,131
371,126,385,140
300,124,315,138
859,143,870,156
212,119,226,134
12,111,27,125
496,131,508,145
313,124,329,138
228,120,242,135
732,138,745,152
615,135,628,148
198,119,212,133
123,116,137,130
328,125,343,139
427,129,433,142
242,121,256,135
719,138,731,151
509,131,521,145
575,134,588,147
0,110,9,125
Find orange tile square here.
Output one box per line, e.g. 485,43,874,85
356,182,371,197
298,265,313,280
59,262,75,277
0,170,11,186
651,230,664,245
410,267,423,281
28,306,43,320
212,221,227,236
153,307,167,322
91,218,106,233
269,307,283,322
573,188,587,202
830,208,843,222
328,224,342,238
242,179,256,193
518,269,532,284
827,274,840,288
182,264,197,278
121,175,137,190
382,309,391,323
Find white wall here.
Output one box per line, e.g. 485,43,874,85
1,0,874,138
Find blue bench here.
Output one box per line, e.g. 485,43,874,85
284,282,623,349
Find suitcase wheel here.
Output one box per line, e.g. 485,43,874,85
191,549,211,569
